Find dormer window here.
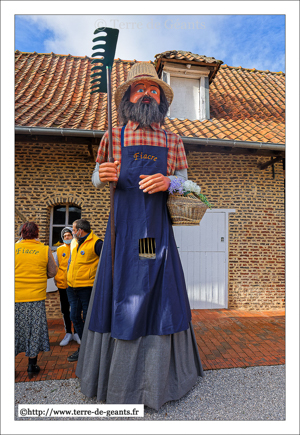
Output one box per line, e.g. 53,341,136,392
162,65,210,120
155,51,223,122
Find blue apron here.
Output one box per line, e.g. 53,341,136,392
89,125,191,340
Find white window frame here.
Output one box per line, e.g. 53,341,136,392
49,204,81,250
162,64,210,121
162,71,171,117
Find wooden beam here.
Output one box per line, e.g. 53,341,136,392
155,57,162,74
161,59,219,83
15,208,27,223
88,143,95,162
161,58,219,68
209,64,222,82
258,156,283,170
272,158,275,179
163,64,211,76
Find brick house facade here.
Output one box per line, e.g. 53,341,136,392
15,50,285,316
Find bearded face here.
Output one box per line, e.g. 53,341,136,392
118,83,169,127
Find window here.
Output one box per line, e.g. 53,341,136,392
49,204,81,249
170,76,201,120
162,66,210,121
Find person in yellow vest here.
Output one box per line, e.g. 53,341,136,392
53,227,81,346
66,219,102,362
15,222,58,374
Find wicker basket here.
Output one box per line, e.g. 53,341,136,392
167,192,208,226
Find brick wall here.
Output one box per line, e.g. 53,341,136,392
46,291,62,319
15,141,110,240
15,140,108,319
15,141,285,316
187,151,285,310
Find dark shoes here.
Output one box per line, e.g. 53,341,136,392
67,348,80,362
27,364,40,373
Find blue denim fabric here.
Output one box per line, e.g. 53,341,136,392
66,287,92,339
89,126,191,340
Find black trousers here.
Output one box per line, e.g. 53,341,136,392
66,287,91,340
58,288,77,334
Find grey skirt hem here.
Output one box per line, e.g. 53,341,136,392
105,371,200,411
80,371,200,411
76,324,204,411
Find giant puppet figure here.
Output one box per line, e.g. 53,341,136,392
76,62,204,410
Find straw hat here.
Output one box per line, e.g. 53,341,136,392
114,62,174,108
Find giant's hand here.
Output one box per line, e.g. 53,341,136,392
139,173,171,194
99,161,120,183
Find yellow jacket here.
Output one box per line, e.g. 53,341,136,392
15,239,49,302
54,243,70,289
67,230,100,288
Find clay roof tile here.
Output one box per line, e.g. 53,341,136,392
15,51,285,144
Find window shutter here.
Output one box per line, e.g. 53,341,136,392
162,71,171,117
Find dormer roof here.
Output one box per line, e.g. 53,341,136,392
155,50,223,83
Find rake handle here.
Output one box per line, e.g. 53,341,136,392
106,66,115,280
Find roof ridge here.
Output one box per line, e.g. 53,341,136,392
15,50,93,59
114,58,153,64
154,50,223,64
14,51,153,65
15,51,284,74
221,64,285,75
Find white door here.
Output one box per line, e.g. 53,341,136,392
173,209,234,309
46,277,58,293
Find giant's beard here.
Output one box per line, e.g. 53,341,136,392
118,95,166,127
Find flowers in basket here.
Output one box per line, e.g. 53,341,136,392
167,178,213,226
168,178,213,209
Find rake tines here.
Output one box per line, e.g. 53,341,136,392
90,27,119,94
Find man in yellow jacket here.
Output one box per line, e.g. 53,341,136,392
66,219,102,362
53,227,81,346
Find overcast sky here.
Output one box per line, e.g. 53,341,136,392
14,14,286,72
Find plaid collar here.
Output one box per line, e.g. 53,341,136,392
126,120,161,132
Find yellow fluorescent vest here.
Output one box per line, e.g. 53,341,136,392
15,239,49,302
55,243,71,289
67,230,100,288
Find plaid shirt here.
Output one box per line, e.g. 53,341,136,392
96,120,188,177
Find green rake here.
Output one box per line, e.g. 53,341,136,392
91,27,119,94
91,27,119,278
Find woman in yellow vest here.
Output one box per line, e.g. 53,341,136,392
53,227,81,346
15,222,58,374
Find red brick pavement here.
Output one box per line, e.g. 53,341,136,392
192,309,285,371
15,309,285,383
